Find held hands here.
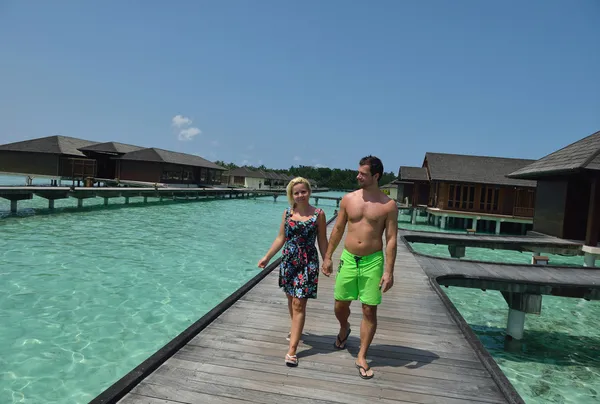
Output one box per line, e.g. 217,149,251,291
379,272,394,293
257,256,270,268
321,257,333,277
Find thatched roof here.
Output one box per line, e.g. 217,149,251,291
117,148,225,170
79,142,143,155
399,166,429,182
508,130,600,179
226,167,268,178
425,152,536,187
0,135,97,157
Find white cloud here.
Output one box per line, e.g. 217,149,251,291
247,145,254,151
171,114,201,141
178,127,201,141
315,163,328,168
211,140,219,147
257,159,263,165
293,156,301,162
172,114,192,128
241,159,249,165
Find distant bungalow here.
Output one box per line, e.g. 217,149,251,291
0,135,226,187
223,167,316,189
397,152,537,234
507,130,600,266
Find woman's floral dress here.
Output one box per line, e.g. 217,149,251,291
279,207,323,299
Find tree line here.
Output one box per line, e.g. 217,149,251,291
215,161,397,190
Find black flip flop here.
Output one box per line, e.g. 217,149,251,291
333,327,351,349
355,363,374,379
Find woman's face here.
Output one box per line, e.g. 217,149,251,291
292,183,310,205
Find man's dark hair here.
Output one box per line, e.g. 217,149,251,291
359,155,384,183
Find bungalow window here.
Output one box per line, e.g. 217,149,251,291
480,186,500,211
161,170,182,181
448,184,475,210
182,168,194,181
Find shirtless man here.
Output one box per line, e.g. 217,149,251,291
322,155,398,379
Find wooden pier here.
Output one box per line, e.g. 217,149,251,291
402,229,583,256
0,186,336,214
92,219,520,404
401,229,600,340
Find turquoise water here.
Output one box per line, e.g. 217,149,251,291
445,287,600,404
0,175,343,403
410,242,585,267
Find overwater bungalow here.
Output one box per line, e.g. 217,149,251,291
398,166,429,206
223,167,268,188
399,152,537,233
222,168,296,189
507,130,600,266
0,135,226,186
380,179,411,202
0,135,98,180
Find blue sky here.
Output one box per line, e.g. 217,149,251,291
1,1,598,172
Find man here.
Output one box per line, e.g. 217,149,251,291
322,155,398,379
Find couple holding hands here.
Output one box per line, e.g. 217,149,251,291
258,156,398,379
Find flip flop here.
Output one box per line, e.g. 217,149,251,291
355,363,374,379
333,326,351,349
285,354,298,367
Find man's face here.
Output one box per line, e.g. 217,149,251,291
357,164,377,188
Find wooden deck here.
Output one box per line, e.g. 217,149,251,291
408,243,600,300
111,220,517,404
401,229,583,255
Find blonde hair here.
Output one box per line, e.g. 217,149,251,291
286,177,312,207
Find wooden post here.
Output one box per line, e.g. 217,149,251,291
585,177,600,247
10,200,17,213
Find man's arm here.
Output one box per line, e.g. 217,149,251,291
380,201,398,292
321,196,348,275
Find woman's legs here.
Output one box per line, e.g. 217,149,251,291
286,293,293,340
287,296,308,358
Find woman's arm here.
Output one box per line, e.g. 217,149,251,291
258,209,287,267
316,210,328,261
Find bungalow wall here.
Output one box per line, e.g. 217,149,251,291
118,161,222,185
564,176,591,240
245,177,264,188
533,175,597,241
532,179,568,238
0,151,60,176
432,181,535,217
118,160,163,183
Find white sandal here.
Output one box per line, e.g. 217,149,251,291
285,353,298,367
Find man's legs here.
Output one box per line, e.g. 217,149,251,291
333,249,358,348
355,250,383,378
356,303,377,377
334,300,351,348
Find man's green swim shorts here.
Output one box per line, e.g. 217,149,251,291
334,249,384,306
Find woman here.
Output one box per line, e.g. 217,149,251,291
258,177,328,367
